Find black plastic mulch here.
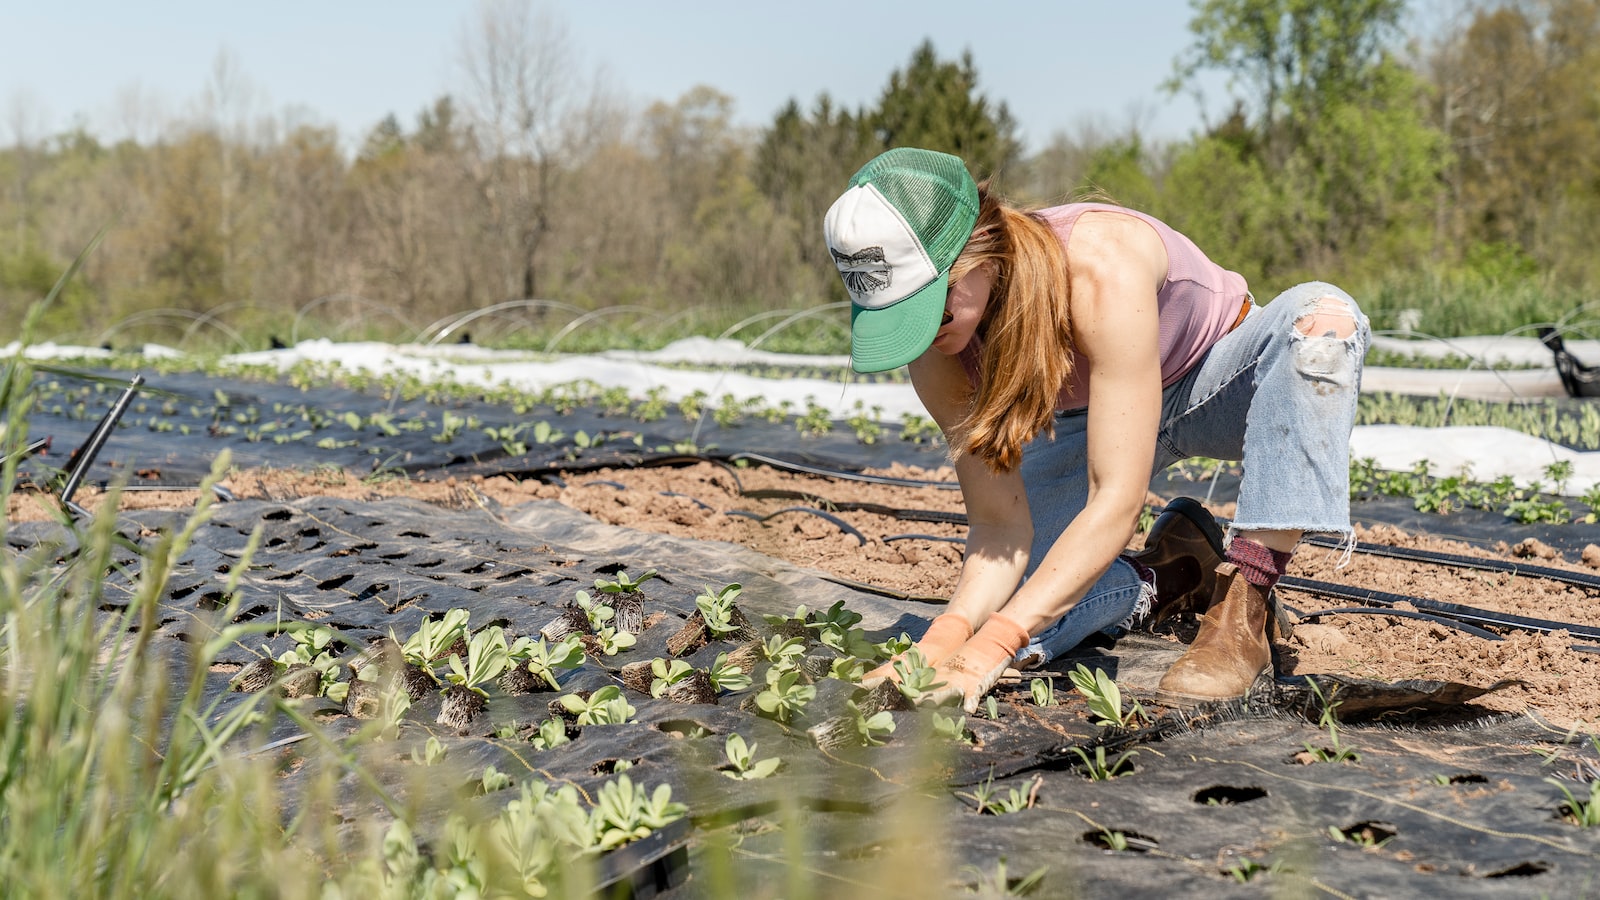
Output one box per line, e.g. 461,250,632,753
8,487,1600,896
21,365,1600,559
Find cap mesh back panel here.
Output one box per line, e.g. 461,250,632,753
852,151,976,269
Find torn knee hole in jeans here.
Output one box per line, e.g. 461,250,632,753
1294,297,1359,340
1292,297,1361,387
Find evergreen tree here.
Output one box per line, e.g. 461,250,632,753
871,40,1021,180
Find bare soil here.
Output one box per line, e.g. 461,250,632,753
24,459,1600,731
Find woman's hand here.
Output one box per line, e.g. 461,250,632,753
920,613,1031,713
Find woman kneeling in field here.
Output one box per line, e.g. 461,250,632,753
823,148,1368,712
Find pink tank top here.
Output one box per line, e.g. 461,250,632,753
959,203,1249,411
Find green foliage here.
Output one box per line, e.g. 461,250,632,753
958,771,1042,815
872,40,1021,178
694,582,745,637
891,649,947,704
707,651,752,692
1067,745,1138,781
1301,678,1361,763
649,657,696,697
557,685,637,726
443,626,511,697
594,569,659,593
1069,664,1145,727
400,608,470,667
1029,677,1056,708
1546,777,1600,828
753,664,816,725
721,733,782,780
410,735,448,766
512,634,586,690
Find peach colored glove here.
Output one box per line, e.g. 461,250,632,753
922,612,1031,714
859,613,972,689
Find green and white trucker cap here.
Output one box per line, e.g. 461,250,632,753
824,147,980,373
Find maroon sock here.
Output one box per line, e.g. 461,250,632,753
1226,538,1293,588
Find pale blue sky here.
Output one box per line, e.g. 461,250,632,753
3,1,1250,152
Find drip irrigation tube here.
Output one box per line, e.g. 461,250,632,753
727,452,960,490
1302,533,1600,592
1292,606,1505,641
1276,575,1600,642
740,489,969,525
724,506,867,546
882,533,967,546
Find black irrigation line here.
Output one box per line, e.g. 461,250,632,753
726,451,961,490
1290,605,1506,641
723,507,867,546
740,489,969,525
1302,532,1600,593
882,533,966,545
1276,575,1600,643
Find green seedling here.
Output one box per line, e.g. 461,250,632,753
1067,745,1137,781
754,664,815,725
1224,857,1282,883
1030,677,1056,708
649,658,696,697
959,770,1042,815
848,699,896,747
1547,777,1600,827
707,651,752,692
479,765,513,794
874,632,915,661
432,410,466,443
985,696,1000,721
722,733,781,780
483,422,529,455
400,608,470,667
593,626,636,655
760,634,807,664
932,711,973,744
695,582,744,637
558,685,637,725
443,627,510,698
1301,678,1361,763
591,775,688,851
829,656,867,683
1069,664,1144,727
594,569,659,594
891,649,947,704
530,718,571,751
1328,823,1393,848
574,591,616,631
1097,830,1130,852
511,634,586,690
961,858,1047,897
410,735,448,766
804,600,868,654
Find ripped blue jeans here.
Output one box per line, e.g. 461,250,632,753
1014,282,1371,667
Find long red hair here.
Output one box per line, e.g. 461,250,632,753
948,184,1074,473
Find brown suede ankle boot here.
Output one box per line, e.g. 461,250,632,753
1154,563,1272,705
1129,497,1225,625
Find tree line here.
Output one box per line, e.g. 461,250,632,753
4,0,1599,351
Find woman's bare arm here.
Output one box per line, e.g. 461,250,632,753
907,347,1032,632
